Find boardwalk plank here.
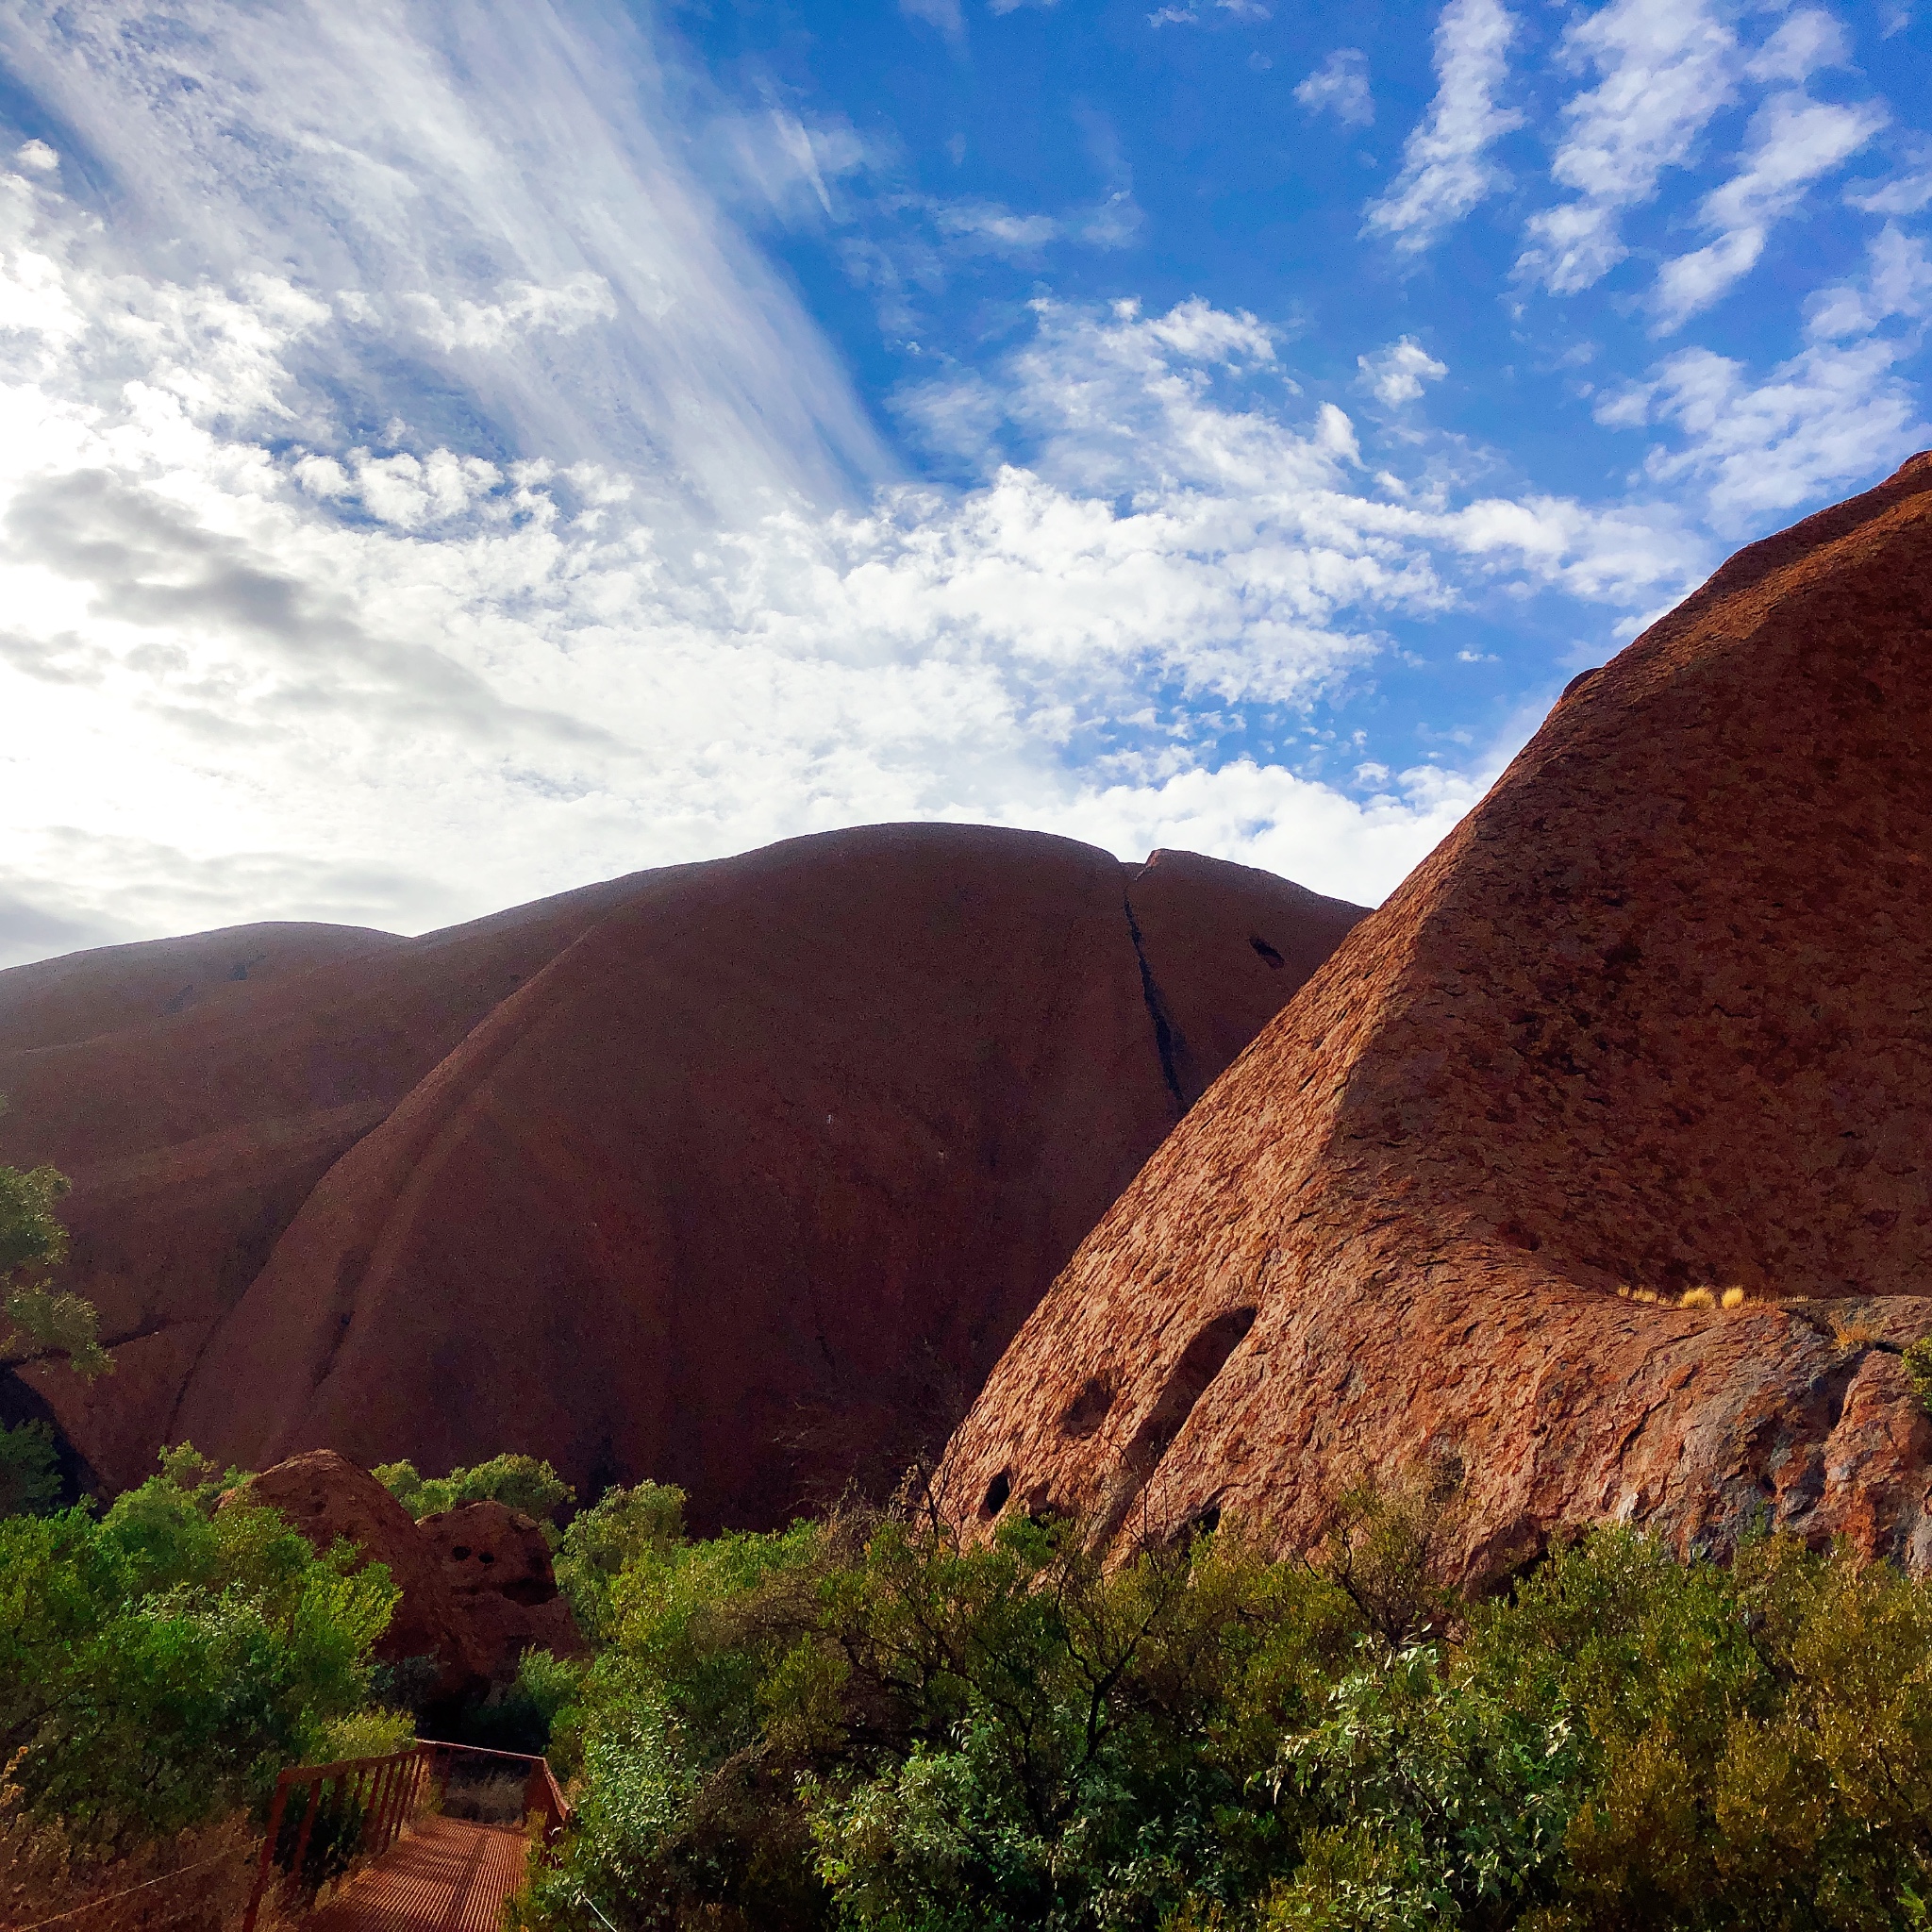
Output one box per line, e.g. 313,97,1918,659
303,1817,527,1932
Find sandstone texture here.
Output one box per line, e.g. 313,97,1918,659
1,824,1360,1527
941,455,1932,1577
419,1501,587,1674
233,1449,485,1698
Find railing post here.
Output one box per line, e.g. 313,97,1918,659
288,1773,325,1898
375,1754,402,1851
242,1774,291,1932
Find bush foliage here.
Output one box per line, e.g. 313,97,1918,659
0,1446,398,1848
511,1486,1932,1932
374,1453,576,1540
0,1119,106,1380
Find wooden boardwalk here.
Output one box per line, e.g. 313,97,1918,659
303,1817,528,1932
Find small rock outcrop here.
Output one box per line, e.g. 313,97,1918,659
941,456,1932,1577
233,1450,485,1698
419,1501,587,1676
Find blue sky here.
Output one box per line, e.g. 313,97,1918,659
0,0,1924,963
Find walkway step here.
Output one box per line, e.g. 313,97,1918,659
303,1817,528,1932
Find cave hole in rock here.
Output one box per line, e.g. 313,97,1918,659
980,1469,1012,1518
1124,1306,1258,1473
452,1545,472,1560
1249,936,1286,970
1059,1375,1116,1438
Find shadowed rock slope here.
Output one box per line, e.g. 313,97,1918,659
942,455,1932,1578
1,824,1361,1527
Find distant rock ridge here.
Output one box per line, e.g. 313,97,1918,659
941,454,1932,1577
0,824,1363,1528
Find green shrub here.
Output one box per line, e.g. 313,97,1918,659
1903,1335,1932,1411
556,1481,688,1644
514,1496,1932,1932
316,1707,418,1763
0,1446,398,1847
0,1118,105,1381
453,1648,586,1757
374,1453,575,1541
0,1421,60,1520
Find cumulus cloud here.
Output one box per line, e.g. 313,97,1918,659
1363,0,1523,253
1651,90,1888,330
0,129,1709,960
0,0,1774,969
1516,0,1737,296
1296,50,1374,129
1357,338,1447,407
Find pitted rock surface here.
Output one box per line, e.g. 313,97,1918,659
419,1500,586,1678
941,455,1932,1577
2,824,1360,1526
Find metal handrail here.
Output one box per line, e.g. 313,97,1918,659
240,1738,573,1932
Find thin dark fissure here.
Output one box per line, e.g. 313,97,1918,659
1123,893,1188,1117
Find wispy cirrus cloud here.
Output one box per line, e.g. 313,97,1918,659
1363,0,1523,254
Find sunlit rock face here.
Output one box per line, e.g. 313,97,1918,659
941,455,1932,1579
1,822,1361,1528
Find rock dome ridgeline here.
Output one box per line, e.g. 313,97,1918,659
0,824,1363,1529
941,454,1932,1578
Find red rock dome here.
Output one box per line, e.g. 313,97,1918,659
941,457,1932,1576
3,824,1361,1527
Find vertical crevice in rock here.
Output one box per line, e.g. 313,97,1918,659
1124,891,1188,1118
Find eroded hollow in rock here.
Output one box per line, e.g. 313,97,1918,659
980,1469,1012,1518
1059,1375,1116,1438
1125,1306,1258,1473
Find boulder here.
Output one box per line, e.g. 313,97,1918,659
418,1500,587,1678
941,455,1932,1577
3,824,1362,1526
233,1450,485,1698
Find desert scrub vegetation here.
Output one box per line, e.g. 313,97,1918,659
375,1451,576,1543
0,1443,399,1850
509,1480,1932,1932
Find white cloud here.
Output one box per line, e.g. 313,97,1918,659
1596,333,1928,532
1296,50,1374,129
0,130,1707,961
398,275,617,353
1357,337,1447,406
1517,0,1736,296
1804,223,1932,339
1652,91,1888,329
1148,6,1199,22
1848,146,1932,214
1745,8,1851,83
13,140,57,173
930,200,1062,254
1363,0,1523,254
901,0,965,37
